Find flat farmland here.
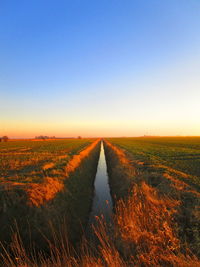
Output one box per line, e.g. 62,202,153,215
105,137,200,263
0,139,92,184
0,138,101,253
107,137,200,188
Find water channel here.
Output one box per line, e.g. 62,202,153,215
87,141,113,232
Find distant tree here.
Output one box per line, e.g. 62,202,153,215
78,136,82,139
35,135,48,140
2,136,8,142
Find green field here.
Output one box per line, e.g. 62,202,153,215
107,137,200,188
0,138,101,252
0,139,92,184
105,137,200,259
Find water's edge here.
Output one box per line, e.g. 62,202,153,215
86,141,113,233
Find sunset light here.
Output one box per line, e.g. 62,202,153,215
0,1,200,266
1,1,200,138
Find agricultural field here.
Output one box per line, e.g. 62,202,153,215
0,138,101,255
1,137,200,266
107,137,200,189
0,139,93,184
103,138,200,265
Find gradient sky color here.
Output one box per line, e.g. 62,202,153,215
1,0,200,138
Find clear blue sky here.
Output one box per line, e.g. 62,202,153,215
1,0,200,137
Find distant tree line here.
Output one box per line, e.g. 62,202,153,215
0,136,9,142
35,136,82,140
0,136,82,142
35,136,56,140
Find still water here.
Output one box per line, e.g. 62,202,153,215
87,141,113,228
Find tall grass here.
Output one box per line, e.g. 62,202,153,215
1,181,199,266
27,139,100,206
103,139,200,266
0,140,101,255
1,139,200,266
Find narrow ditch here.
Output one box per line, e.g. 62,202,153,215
87,140,113,234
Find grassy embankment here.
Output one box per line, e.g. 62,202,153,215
0,139,101,254
103,138,200,266
1,137,200,266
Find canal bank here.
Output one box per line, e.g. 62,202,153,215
87,141,113,234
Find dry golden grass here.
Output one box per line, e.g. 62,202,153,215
27,177,65,206
65,139,99,174
113,181,200,266
1,139,100,207
104,140,200,266
27,139,100,206
115,182,178,265
2,184,199,266
1,139,200,266
42,163,55,171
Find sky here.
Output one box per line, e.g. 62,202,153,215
0,0,200,138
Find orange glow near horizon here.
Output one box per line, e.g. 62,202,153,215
1,119,200,139
1,1,200,140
